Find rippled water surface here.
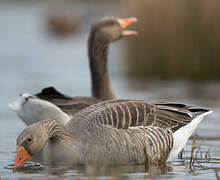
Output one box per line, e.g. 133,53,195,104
0,1,220,179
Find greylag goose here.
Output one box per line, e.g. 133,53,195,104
35,17,138,110
14,99,212,167
9,17,138,125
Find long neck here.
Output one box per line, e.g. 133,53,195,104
88,34,116,101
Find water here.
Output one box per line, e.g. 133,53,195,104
0,1,220,179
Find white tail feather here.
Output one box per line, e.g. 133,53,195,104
167,110,213,162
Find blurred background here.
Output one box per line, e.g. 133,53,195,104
127,0,220,81
0,0,219,179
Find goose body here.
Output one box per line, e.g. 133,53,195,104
66,99,212,163
14,99,212,167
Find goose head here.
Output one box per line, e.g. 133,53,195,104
14,119,74,167
90,17,138,43
14,120,50,167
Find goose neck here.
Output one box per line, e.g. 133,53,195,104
88,36,116,100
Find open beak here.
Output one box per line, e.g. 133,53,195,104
117,17,138,37
14,146,31,167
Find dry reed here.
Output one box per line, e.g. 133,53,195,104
124,0,220,80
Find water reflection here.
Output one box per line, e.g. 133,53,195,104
7,153,220,179
12,163,172,179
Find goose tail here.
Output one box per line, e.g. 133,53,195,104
167,109,212,162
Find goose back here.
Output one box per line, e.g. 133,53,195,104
67,99,204,133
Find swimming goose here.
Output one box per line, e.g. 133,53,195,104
14,99,212,167
35,17,138,111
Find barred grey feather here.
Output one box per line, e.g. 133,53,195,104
68,99,197,133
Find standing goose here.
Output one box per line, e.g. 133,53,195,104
9,17,138,125
14,99,212,167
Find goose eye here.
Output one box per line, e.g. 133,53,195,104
25,98,29,102
26,136,32,144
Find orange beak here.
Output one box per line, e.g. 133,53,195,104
117,17,138,37
14,146,31,167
